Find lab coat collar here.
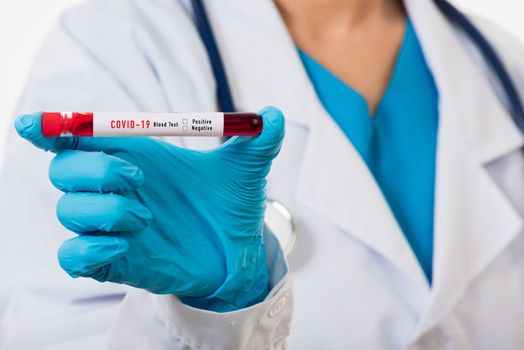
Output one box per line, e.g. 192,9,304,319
207,0,524,335
406,0,524,165
405,0,524,337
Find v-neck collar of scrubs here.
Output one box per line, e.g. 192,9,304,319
298,19,439,283
298,20,413,120
297,21,421,163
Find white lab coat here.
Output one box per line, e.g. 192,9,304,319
1,0,524,348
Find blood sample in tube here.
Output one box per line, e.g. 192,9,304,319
41,112,263,137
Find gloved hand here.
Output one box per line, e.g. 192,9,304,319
14,107,285,312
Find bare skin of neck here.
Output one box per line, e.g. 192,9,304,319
276,0,406,116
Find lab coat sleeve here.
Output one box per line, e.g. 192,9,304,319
0,2,294,349
106,228,293,350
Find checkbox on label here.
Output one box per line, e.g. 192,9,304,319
182,119,188,124
183,126,188,131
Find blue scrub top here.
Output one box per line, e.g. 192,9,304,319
298,20,439,283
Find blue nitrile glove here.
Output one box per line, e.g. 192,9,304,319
14,107,285,312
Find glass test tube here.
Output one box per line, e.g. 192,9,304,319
41,112,263,137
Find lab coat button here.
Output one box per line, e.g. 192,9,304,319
268,293,287,317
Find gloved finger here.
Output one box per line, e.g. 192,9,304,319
57,192,152,233
14,112,148,154
50,150,145,193
58,235,129,279
219,106,285,165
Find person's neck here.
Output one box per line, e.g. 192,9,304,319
276,0,404,39
275,0,406,115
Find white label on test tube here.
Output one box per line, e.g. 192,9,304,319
92,112,225,136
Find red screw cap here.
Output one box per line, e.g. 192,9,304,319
42,112,62,137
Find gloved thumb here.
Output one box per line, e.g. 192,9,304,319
15,112,79,153
219,106,285,168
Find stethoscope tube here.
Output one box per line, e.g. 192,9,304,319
190,0,236,112
434,0,524,134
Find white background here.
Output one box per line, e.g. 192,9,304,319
0,0,523,166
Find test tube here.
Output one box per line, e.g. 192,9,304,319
41,112,263,137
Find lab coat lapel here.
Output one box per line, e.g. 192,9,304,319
206,0,429,288
295,104,430,289
405,0,524,335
